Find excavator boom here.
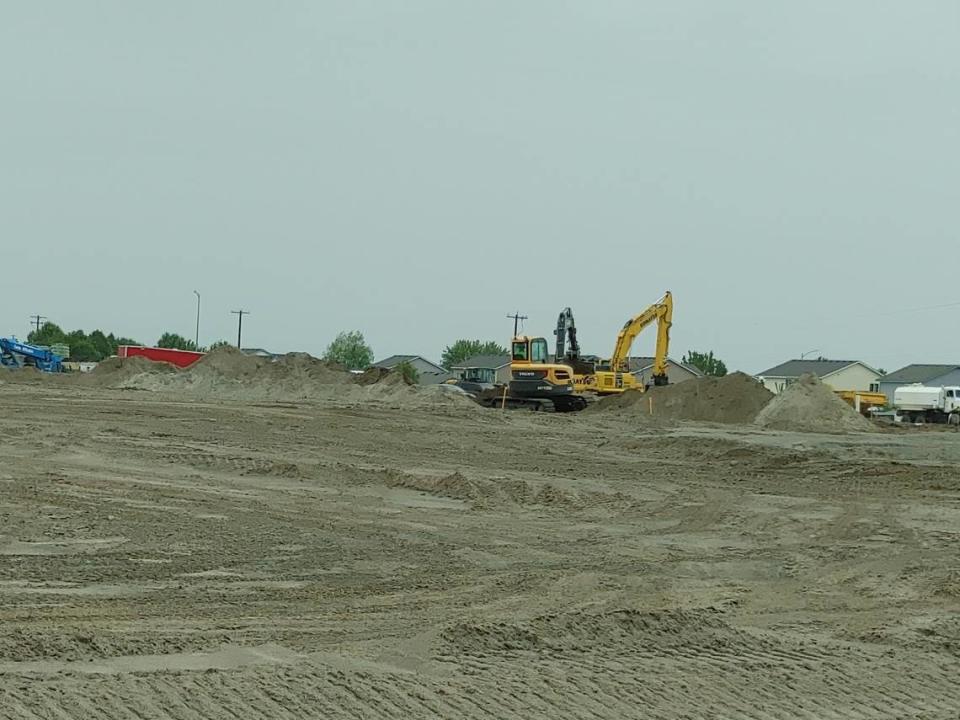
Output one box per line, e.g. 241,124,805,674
593,291,673,394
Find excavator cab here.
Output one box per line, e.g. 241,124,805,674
511,336,549,365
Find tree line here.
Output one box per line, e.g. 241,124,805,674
25,323,232,362
24,322,729,377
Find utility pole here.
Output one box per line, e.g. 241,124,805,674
231,310,250,349
506,312,528,338
29,315,46,333
193,291,201,349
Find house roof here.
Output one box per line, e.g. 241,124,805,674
756,359,874,379
450,353,511,370
372,355,447,373
627,356,704,376
879,364,960,384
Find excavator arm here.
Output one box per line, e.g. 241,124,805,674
554,307,580,362
609,291,673,384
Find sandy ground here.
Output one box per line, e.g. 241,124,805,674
2,382,960,718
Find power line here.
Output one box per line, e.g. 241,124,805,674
231,310,250,349
864,300,960,319
29,315,46,333
507,312,527,337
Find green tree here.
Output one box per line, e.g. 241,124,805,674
441,340,508,369
206,340,233,352
395,360,420,385
27,322,66,347
68,339,100,362
157,332,199,351
88,330,113,359
25,322,140,361
323,330,373,370
682,350,728,377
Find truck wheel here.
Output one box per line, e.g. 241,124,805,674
950,414,960,426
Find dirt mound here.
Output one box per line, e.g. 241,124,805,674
755,373,875,434
85,356,179,386
353,366,390,385
189,346,267,379
440,608,739,656
384,469,630,510
107,347,478,410
594,372,773,425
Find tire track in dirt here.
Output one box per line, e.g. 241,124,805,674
4,609,960,719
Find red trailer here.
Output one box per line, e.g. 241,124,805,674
117,346,205,368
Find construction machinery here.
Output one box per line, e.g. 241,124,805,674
593,291,673,395
835,390,887,416
554,307,598,383
0,337,65,373
893,384,960,424
506,335,588,412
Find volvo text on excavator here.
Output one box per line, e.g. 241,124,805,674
593,291,673,395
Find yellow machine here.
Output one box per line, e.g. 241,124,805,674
508,335,588,412
593,291,673,395
835,390,887,415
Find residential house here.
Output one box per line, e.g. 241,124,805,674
450,354,512,385
756,359,881,395
875,364,960,405
627,356,704,386
372,354,453,385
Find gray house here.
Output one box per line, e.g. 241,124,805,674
372,354,453,385
450,354,511,384
627,356,704,386
876,364,960,405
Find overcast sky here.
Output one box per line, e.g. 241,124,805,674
3,2,958,372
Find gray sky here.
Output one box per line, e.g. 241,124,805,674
3,2,958,373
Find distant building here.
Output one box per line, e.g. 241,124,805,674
756,359,880,395
450,354,511,384
875,364,960,405
372,354,452,385
626,356,704,386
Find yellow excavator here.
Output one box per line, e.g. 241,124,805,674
507,335,588,412
592,291,673,395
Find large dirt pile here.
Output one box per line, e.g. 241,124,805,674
594,372,773,425
86,356,178,385
755,373,875,434
112,347,477,410
116,346,353,400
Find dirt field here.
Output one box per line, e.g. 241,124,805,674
2,381,960,718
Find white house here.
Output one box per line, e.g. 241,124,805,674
756,358,881,394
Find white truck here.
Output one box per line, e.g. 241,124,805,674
893,384,960,424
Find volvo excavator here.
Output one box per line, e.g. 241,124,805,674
507,335,588,412
593,291,673,395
